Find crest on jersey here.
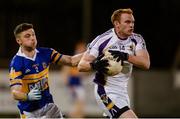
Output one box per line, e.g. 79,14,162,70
25,69,31,73
32,64,39,72
42,62,47,69
130,43,135,51
109,45,118,50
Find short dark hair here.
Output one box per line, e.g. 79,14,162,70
14,23,33,37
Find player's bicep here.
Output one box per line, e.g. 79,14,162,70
136,49,150,68
136,49,150,60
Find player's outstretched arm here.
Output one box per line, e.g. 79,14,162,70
71,53,84,67
57,53,84,67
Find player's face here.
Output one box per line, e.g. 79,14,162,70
116,13,135,37
16,28,37,51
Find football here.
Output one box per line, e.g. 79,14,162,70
102,50,123,76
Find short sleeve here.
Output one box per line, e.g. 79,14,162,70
50,48,63,64
135,34,147,51
9,58,23,87
87,36,100,58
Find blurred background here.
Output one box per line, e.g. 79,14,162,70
0,0,180,118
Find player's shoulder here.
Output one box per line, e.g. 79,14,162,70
131,33,144,39
97,28,113,41
130,33,144,43
37,47,52,52
89,28,113,47
99,28,113,37
10,55,23,69
37,47,54,54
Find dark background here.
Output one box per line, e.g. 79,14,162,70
0,0,179,68
1,0,180,118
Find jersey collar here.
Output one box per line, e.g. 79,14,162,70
112,28,131,45
16,47,39,61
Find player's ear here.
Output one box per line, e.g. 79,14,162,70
114,21,120,26
16,38,22,45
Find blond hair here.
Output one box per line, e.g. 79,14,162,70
111,8,133,25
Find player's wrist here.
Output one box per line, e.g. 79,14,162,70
90,61,96,71
27,92,32,101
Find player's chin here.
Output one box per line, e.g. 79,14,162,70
127,31,133,35
26,46,36,51
30,45,36,49
32,44,37,49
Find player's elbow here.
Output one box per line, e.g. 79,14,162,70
140,57,150,70
143,62,150,70
11,89,27,101
11,90,19,100
12,94,21,101
144,65,150,70
145,55,150,70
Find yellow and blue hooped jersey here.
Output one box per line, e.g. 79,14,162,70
9,47,63,113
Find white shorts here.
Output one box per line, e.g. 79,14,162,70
21,103,63,118
94,84,130,118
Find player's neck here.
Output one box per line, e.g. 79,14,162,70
115,28,128,40
21,46,36,58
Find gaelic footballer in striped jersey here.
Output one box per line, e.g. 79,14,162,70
9,23,83,118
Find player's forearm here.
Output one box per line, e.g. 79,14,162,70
58,54,83,67
11,90,27,101
57,55,72,66
128,55,150,70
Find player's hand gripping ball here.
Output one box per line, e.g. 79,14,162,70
102,50,123,76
